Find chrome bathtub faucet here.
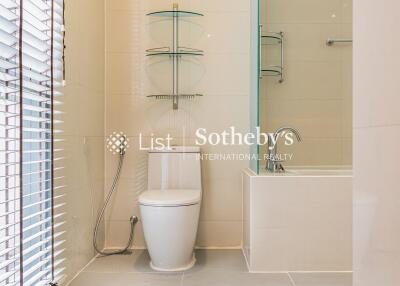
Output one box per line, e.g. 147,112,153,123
265,127,302,173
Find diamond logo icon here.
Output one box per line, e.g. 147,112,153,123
106,132,129,155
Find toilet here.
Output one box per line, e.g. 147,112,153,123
139,146,202,271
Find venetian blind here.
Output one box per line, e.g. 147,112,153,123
0,0,65,285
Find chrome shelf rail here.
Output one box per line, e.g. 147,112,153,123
326,38,353,46
259,27,284,83
146,4,204,110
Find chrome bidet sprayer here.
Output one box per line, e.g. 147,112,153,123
93,134,138,256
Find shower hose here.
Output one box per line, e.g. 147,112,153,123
93,152,138,256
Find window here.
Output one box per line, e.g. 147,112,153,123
0,0,64,285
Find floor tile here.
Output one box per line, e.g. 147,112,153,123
187,249,247,273
69,272,183,286
182,272,293,286
84,250,155,273
289,272,352,286
70,250,352,286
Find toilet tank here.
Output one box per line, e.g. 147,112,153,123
147,146,202,190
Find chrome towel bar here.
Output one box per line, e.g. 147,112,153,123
326,38,353,46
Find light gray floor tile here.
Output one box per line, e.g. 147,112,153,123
84,249,247,274
289,272,352,286
188,250,247,273
84,250,155,273
69,272,183,286
182,272,293,286
70,250,352,286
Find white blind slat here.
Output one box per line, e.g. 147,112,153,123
0,28,18,46
1,1,18,9
0,15,18,34
0,271,18,284
0,5,18,21
0,57,17,69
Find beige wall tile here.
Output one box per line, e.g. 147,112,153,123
242,170,251,263
104,179,142,221
267,23,342,62
192,53,250,96
342,0,352,24
189,0,250,13
106,11,145,53
354,0,400,128
354,1,400,284
341,138,352,165
260,0,352,168
200,144,250,180
61,0,106,283
354,126,400,285
106,220,146,248
196,221,242,248
200,178,243,222
188,12,250,54
105,1,250,249
106,53,147,95
261,98,343,139
263,0,343,24
259,138,343,166
186,95,250,136
58,136,106,282
260,61,343,101
78,88,106,137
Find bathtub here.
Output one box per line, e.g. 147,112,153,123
242,167,352,272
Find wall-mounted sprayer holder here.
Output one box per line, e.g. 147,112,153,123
146,4,204,110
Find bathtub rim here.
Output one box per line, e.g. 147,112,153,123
246,166,353,177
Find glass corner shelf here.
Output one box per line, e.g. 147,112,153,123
146,10,204,17
146,4,204,109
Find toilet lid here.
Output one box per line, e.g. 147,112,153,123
138,189,201,206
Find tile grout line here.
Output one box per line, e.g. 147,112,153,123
287,272,297,286
180,272,185,286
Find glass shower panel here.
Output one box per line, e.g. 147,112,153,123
257,0,353,171
249,0,260,174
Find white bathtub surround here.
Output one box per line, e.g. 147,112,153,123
242,168,352,272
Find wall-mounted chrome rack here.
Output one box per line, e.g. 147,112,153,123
259,29,284,83
326,38,353,46
146,4,204,110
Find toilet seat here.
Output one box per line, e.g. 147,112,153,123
138,189,201,207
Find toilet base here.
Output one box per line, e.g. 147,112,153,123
149,254,196,272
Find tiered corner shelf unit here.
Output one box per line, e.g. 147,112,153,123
146,4,204,110
260,31,284,83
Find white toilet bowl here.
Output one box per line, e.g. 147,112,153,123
139,190,201,271
139,147,202,271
